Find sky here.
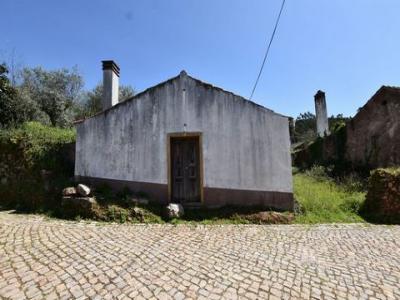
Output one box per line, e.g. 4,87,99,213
1,0,400,118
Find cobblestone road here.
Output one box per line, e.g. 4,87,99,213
0,211,400,300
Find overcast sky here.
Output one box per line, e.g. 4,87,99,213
2,0,399,118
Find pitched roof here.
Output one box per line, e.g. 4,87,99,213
353,85,400,117
74,71,286,124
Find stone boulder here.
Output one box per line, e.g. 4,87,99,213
77,184,91,196
62,187,77,196
61,196,98,218
132,207,145,222
164,203,184,219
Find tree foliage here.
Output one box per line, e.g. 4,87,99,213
75,83,135,119
17,66,84,127
294,111,350,143
0,62,136,128
294,112,317,143
0,64,25,128
329,114,350,132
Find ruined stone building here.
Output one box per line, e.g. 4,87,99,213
74,61,293,210
345,86,400,168
294,86,400,170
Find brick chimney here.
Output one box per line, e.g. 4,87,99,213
314,90,329,137
102,60,120,110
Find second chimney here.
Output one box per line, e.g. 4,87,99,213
102,60,120,110
314,90,329,137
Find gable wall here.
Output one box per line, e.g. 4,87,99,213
345,88,400,167
75,75,292,206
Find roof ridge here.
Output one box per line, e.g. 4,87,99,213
74,71,287,124
184,73,291,118
350,85,400,122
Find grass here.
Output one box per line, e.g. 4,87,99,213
293,171,366,224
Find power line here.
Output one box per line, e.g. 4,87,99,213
249,0,286,100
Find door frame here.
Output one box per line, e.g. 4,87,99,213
167,132,204,204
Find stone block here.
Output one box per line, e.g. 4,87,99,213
61,196,98,218
164,203,184,219
77,184,91,196
62,187,77,196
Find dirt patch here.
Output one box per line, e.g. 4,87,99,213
243,211,294,224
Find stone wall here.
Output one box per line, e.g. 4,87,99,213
0,142,25,187
345,86,400,168
293,125,346,171
362,168,400,223
294,86,400,172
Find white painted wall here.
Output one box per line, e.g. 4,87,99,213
102,69,119,110
75,73,292,193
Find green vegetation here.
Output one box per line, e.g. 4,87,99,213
86,204,294,225
94,203,164,224
0,62,136,129
169,208,293,225
361,167,400,224
16,66,83,127
292,121,352,175
293,111,349,144
88,185,293,225
74,83,135,119
0,64,22,128
294,166,366,224
0,122,75,211
0,122,75,169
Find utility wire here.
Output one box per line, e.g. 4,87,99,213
249,0,286,100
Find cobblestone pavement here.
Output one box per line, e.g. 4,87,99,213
0,212,400,300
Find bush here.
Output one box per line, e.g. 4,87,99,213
0,122,76,211
337,172,366,193
0,122,75,170
305,165,332,181
361,168,400,223
106,205,129,223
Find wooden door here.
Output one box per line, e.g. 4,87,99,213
171,137,201,203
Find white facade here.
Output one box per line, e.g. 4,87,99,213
75,72,293,209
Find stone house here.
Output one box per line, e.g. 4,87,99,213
345,86,400,168
75,61,293,210
294,86,400,171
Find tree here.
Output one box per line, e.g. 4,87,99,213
18,66,84,127
0,48,23,86
0,63,25,128
294,111,317,143
329,114,350,132
293,112,350,144
1,61,135,127
75,83,135,119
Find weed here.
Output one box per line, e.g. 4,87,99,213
305,165,332,181
294,172,366,224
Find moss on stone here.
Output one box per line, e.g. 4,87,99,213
361,168,400,224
